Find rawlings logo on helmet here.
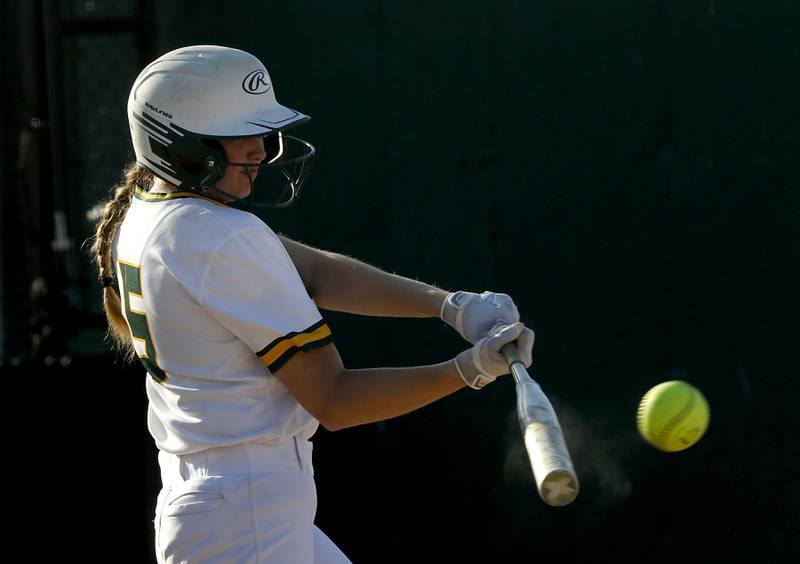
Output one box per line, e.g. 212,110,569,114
144,101,173,120
242,70,271,94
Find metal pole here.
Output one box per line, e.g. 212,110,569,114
3,0,53,362
0,1,6,361
42,0,79,303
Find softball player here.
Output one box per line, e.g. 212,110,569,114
91,45,534,564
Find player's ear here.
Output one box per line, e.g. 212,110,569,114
199,139,226,186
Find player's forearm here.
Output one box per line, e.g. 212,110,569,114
316,252,446,316
326,362,466,431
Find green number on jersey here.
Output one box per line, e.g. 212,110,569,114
118,261,167,383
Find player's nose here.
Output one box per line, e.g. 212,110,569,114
246,138,267,163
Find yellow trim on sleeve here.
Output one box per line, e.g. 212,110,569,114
259,323,332,368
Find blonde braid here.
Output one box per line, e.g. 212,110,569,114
90,163,153,358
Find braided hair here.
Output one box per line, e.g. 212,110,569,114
89,163,153,359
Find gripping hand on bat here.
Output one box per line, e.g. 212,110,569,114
441,290,579,506
440,291,521,344
453,321,535,389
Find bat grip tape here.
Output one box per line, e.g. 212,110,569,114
501,343,524,366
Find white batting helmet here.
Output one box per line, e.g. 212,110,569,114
127,45,314,206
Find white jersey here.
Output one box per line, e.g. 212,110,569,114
113,187,331,455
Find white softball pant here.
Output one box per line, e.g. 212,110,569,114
154,437,351,564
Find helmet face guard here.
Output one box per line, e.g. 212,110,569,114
127,45,314,207
268,135,315,208
228,135,315,208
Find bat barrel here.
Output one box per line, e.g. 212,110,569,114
503,343,580,507
521,414,580,506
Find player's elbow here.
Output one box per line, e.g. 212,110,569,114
319,416,344,433
271,343,350,432
317,400,352,432
316,396,371,433
287,380,344,432
314,383,363,433
316,405,343,432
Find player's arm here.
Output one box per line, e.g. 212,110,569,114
280,236,524,344
273,323,533,431
276,343,463,431
279,236,446,318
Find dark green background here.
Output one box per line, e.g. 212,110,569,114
3,1,797,562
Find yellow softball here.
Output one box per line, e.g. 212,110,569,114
637,380,710,452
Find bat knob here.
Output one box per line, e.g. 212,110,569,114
540,469,580,507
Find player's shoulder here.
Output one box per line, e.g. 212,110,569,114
136,189,267,240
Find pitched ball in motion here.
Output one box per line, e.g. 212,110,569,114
637,380,709,452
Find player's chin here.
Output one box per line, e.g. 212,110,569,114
233,188,252,200
214,181,251,201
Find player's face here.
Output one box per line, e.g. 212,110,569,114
215,137,267,199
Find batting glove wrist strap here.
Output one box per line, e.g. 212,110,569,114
441,291,521,344
454,322,534,389
454,349,495,390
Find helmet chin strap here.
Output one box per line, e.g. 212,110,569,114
201,163,257,204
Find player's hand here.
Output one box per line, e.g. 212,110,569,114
454,321,534,389
440,290,520,344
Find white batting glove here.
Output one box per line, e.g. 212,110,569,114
453,322,535,389
440,291,520,344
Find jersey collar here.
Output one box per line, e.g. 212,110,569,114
134,186,229,207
